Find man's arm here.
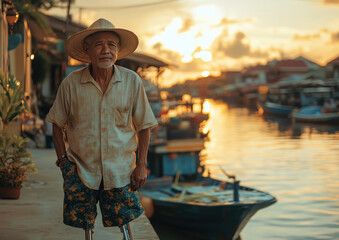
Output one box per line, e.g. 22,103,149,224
130,128,150,191
52,123,68,167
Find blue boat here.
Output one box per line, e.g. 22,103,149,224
292,105,339,124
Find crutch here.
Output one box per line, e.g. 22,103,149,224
85,229,94,240
120,223,133,240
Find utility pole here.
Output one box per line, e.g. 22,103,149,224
63,0,71,78
65,0,71,38
79,7,83,24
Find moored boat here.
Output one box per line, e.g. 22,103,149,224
141,176,276,240
292,105,339,124
257,101,295,117
141,136,277,240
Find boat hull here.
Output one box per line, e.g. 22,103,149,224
150,198,275,240
292,106,339,124
293,114,339,124
257,102,294,117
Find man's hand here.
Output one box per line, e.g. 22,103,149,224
131,128,150,191
130,165,147,191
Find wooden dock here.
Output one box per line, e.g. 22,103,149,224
0,148,159,240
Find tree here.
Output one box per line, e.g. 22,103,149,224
13,0,52,35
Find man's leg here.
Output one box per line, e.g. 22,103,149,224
61,160,98,229
99,184,143,239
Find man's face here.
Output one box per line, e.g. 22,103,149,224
85,32,120,69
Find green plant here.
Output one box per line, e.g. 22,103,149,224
0,72,30,133
0,71,35,189
13,0,52,36
0,134,35,188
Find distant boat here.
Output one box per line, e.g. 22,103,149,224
258,80,334,118
257,101,295,117
292,105,339,124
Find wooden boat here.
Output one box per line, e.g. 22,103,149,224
141,176,276,240
257,101,295,117
141,138,277,240
292,105,339,124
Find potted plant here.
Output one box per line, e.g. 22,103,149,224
0,71,36,199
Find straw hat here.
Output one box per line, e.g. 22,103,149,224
65,18,139,63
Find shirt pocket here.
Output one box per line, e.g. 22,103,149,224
115,107,130,128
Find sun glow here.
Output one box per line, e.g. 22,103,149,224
182,94,192,102
202,126,210,135
202,100,211,114
152,17,196,56
193,5,220,23
181,55,192,63
151,10,222,63
194,51,212,62
202,71,210,77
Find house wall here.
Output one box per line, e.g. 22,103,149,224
258,71,266,83
24,19,32,97
9,43,25,82
6,18,33,136
334,66,339,79
8,18,33,101
0,9,8,73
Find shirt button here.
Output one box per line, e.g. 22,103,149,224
102,128,107,132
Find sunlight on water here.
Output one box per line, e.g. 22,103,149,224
202,99,211,114
201,100,339,240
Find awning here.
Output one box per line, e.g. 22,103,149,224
123,52,175,68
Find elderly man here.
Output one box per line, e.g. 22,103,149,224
47,19,158,240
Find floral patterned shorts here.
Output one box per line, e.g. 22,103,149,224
61,160,144,230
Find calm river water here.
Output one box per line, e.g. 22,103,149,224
198,99,339,240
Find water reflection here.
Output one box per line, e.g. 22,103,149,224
201,100,339,240
261,115,339,137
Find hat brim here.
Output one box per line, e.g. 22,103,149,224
65,28,139,63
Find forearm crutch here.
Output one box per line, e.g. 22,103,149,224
120,223,133,240
85,229,94,240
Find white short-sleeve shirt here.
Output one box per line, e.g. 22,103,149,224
47,65,158,190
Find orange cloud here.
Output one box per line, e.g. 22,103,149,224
180,58,207,72
293,33,322,41
152,42,211,73
322,0,339,5
332,31,339,42
178,18,194,33
213,31,269,59
292,29,339,43
216,17,252,26
152,42,182,63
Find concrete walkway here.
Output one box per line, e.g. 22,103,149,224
0,148,159,240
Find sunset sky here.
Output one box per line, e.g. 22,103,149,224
47,0,339,86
